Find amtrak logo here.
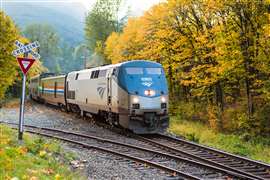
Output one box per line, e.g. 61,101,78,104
97,87,106,98
141,77,153,87
142,82,153,87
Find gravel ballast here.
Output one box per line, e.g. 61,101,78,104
0,100,169,179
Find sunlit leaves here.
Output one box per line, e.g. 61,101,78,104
105,0,270,133
0,11,19,99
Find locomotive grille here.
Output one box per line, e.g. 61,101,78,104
144,112,157,129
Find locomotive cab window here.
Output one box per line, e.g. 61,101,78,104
112,68,119,76
99,70,107,78
146,68,162,75
125,68,143,75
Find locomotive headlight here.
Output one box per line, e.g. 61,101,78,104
132,96,139,103
144,90,155,96
161,96,166,103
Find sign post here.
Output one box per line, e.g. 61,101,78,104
18,74,26,140
12,40,40,140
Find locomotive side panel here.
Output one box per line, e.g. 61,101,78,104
66,67,117,114
77,76,107,114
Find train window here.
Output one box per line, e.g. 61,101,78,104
99,70,107,78
75,73,79,80
125,68,143,75
94,70,99,78
42,83,44,95
146,68,162,75
90,71,95,79
54,82,57,98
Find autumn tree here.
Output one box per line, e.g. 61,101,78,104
0,11,20,100
85,0,126,64
104,0,270,135
225,0,270,118
0,12,45,100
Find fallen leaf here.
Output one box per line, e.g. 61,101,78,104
39,150,46,157
55,174,61,180
30,176,38,180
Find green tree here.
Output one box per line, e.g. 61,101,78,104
85,0,126,64
23,24,61,72
226,0,270,118
0,11,20,100
59,43,77,73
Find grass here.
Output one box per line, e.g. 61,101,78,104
169,116,270,164
0,124,84,180
0,98,20,108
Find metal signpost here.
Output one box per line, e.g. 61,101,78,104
12,40,40,140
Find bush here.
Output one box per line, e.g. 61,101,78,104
170,101,207,122
171,99,270,138
255,103,270,136
222,106,249,133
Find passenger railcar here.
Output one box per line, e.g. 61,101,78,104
39,75,66,107
30,60,169,134
29,75,40,101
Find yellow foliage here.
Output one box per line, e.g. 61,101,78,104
39,150,47,157
55,174,61,180
104,0,270,130
17,146,28,155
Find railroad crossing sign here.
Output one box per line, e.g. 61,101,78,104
12,40,40,141
12,40,40,59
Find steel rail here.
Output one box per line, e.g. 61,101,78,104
137,133,270,180
0,121,251,179
0,122,202,180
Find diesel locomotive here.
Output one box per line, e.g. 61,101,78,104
29,60,169,134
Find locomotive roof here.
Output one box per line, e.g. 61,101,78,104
69,60,162,74
120,60,162,67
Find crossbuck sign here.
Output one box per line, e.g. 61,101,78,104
12,40,40,59
12,40,40,141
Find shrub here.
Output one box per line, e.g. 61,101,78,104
254,103,270,136
170,101,207,122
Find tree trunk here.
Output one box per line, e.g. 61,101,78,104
215,81,224,111
215,81,224,130
245,76,254,118
168,64,173,96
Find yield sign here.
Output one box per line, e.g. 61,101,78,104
17,57,35,75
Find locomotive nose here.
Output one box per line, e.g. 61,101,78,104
130,94,168,111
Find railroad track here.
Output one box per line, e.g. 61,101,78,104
91,118,270,180
0,122,254,180
136,133,270,180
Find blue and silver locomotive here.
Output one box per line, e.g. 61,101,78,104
30,60,169,134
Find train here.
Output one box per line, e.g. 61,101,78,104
29,60,169,134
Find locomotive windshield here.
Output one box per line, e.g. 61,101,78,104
126,68,143,74
125,68,162,75
117,61,168,97
145,68,162,74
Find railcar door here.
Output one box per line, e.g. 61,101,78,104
107,69,113,107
